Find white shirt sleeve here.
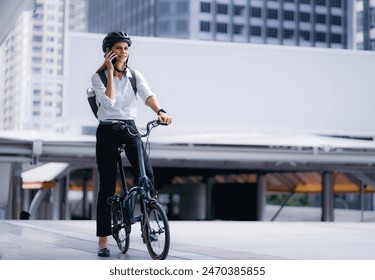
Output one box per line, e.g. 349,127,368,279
91,72,116,108
131,69,156,103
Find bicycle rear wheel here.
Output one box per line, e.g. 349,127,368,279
143,202,170,260
111,202,130,254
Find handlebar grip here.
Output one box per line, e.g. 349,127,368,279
158,121,168,126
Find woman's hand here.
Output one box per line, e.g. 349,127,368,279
158,112,173,125
104,50,117,71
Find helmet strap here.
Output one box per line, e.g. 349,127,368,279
114,64,126,73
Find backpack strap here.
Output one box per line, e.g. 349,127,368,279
98,71,107,87
128,68,137,95
97,69,137,95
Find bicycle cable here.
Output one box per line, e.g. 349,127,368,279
126,124,152,164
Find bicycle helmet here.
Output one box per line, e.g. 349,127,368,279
102,30,132,52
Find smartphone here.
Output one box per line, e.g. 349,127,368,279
105,47,117,65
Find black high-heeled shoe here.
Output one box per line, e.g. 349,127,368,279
97,247,110,257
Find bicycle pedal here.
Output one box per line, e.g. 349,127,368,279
150,234,158,242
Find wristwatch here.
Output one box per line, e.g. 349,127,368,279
157,108,167,115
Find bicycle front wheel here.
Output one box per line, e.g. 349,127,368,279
111,202,130,254
143,202,170,260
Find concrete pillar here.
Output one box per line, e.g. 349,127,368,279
205,177,215,220
321,172,334,221
0,163,12,219
64,170,71,220
9,163,23,219
52,180,62,220
256,173,266,221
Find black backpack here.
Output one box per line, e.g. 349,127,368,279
87,68,137,119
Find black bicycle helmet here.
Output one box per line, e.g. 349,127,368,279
102,30,132,52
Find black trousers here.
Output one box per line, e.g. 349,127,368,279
95,120,154,237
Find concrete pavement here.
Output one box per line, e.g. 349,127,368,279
1,220,374,260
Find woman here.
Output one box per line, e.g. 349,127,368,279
91,31,172,257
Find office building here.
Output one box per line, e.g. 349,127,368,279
0,0,87,132
355,0,375,50
88,0,352,49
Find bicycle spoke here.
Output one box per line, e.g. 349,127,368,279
143,203,170,260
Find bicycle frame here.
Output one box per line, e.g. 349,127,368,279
108,119,170,259
116,122,157,223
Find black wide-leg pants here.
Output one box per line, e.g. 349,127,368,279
95,120,154,237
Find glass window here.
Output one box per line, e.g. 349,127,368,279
158,21,170,33
32,57,42,63
200,21,210,32
33,25,43,31
331,15,341,26
33,46,42,52
33,89,41,96
331,33,342,44
176,1,188,13
316,0,326,6
371,8,375,27
300,31,310,40
300,12,310,22
357,12,363,32
33,35,43,43
216,23,228,33
250,26,261,36
315,14,326,24
284,10,294,21
159,1,170,15
331,0,342,7
315,32,326,42
267,27,278,38
251,7,262,18
32,68,41,74
200,2,211,13
217,4,228,15
267,9,278,19
234,24,244,35
283,29,294,39
176,20,188,32
234,5,244,16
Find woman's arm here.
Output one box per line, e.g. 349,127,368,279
146,96,172,124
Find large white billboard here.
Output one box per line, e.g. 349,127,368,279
66,32,375,138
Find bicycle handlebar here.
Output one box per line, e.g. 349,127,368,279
106,119,167,138
140,119,168,138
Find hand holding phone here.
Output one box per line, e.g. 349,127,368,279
104,47,117,69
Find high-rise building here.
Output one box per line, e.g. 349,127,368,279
354,0,375,50
0,0,88,132
88,0,352,49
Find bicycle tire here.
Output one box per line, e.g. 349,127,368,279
143,202,170,260
111,202,130,254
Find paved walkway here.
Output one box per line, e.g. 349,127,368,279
1,220,374,260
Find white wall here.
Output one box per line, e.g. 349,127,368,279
66,32,375,137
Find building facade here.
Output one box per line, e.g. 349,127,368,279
355,0,375,50
0,0,371,132
88,0,352,49
0,0,87,132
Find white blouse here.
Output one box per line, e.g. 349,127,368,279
91,69,155,121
